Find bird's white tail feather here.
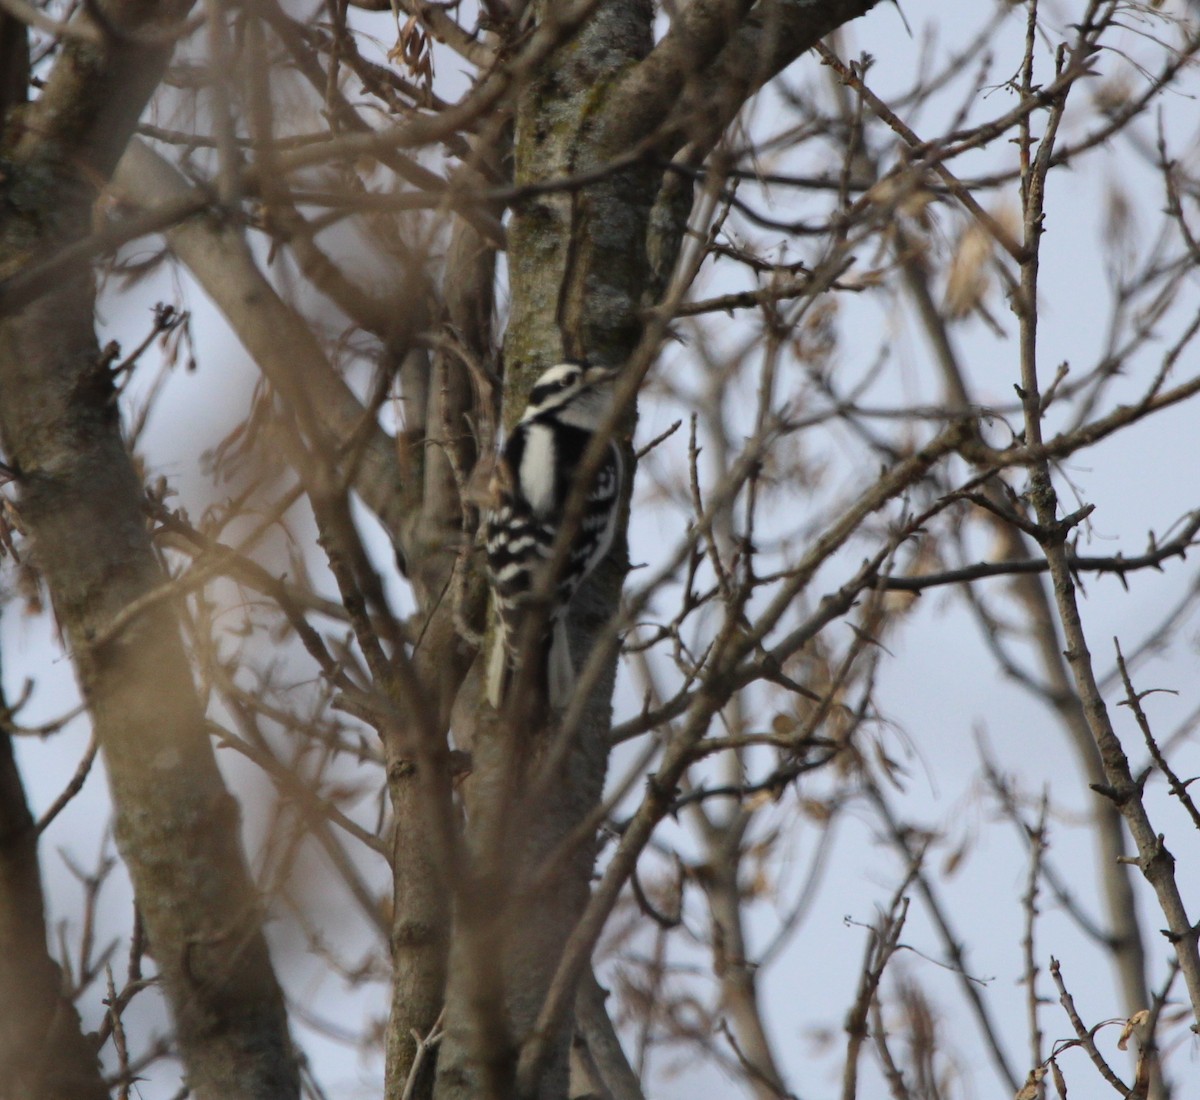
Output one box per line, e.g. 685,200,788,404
547,619,575,710
486,621,575,711
485,630,509,709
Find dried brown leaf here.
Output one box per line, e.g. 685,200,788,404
943,221,992,319
941,836,971,878
1014,1066,1044,1100
1117,1008,1149,1051
1050,1058,1067,1098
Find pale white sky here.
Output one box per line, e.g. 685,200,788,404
6,2,1200,1097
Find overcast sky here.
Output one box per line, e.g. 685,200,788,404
6,2,1200,1096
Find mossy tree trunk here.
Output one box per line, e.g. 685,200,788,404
432,3,881,1099
0,6,297,1098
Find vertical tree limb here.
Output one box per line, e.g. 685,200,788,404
0,4,298,1096
1013,20,1200,1031
0,704,108,1100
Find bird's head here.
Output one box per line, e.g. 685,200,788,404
519,360,620,429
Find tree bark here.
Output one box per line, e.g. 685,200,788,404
433,0,655,1093
0,6,297,1097
435,2,883,1097
386,180,497,1098
0,715,108,1100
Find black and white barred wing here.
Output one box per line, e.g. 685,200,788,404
483,432,622,709
559,439,622,605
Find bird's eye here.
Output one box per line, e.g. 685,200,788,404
531,371,579,404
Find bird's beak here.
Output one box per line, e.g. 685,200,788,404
583,365,620,387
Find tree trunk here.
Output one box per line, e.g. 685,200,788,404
0,6,297,1097
0,717,108,1100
